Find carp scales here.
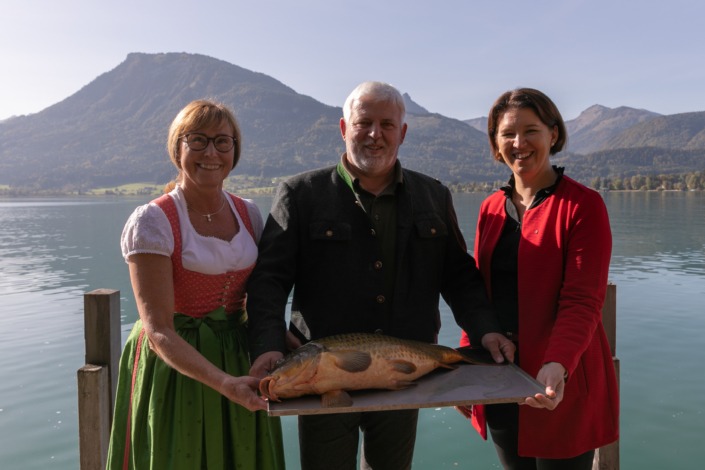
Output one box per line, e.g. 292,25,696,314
259,332,473,407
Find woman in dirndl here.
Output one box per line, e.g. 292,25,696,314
106,99,285,469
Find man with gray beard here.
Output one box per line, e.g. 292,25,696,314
247,81,514,470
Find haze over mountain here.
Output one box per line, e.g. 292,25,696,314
0,52,703,191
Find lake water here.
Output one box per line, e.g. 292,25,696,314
1,191,703,469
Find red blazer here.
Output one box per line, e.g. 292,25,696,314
460,175,619,458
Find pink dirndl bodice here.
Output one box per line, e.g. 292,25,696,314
153,193,256,318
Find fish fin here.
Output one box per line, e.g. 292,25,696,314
389,380,417,390
455,346,497,365
436,362,459,370
330,350,372,373
321,390,353,408
390,359,417,374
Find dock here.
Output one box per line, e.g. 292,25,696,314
76,284,620,469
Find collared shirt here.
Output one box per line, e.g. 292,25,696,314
337,155,403,317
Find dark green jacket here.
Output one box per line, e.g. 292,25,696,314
247,165,500,358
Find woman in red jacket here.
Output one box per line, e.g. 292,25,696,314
460,88,619,469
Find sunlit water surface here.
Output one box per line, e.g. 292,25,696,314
0,191,703,469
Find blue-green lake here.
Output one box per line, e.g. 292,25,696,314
1,191,703,469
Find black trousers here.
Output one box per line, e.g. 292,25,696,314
298,409,419,470
486,403,595,470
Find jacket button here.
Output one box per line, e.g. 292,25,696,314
374,260,383,270
325,229,334,237
376,295,386,304
430,227,437,235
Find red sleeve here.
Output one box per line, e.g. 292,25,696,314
543,190,612,374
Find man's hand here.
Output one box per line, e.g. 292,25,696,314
286,330,303,351
249,351,284,379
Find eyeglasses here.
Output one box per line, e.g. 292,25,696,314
181,133,237,152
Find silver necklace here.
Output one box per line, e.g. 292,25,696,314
188,197,226,222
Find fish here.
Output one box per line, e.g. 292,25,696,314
259,332,474,408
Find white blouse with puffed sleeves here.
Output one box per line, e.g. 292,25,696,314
120,186,263,275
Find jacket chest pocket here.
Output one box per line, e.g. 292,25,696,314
309,221,352,241
414,216,448,240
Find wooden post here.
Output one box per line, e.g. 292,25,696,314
77,365,111,469
83,288,121,413
593,283,619,470
602,283,617,356
77,289,121,470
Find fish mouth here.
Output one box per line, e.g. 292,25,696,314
259,376,281,402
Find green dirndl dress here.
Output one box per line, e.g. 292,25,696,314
106,307,285,469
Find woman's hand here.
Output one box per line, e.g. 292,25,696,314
523,362,566,410
480,332,516,363
220,375,268,412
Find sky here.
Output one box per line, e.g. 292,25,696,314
2,0,705,122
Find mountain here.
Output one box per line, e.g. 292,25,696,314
0,53,343,189
565,105,661,154
0,52,703,192
605,111,705,150
403,93,430,115
0,52,498,190
464,117,487,134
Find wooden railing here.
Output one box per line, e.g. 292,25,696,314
76,285,620,469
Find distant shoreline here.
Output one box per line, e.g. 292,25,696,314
1,187,701,199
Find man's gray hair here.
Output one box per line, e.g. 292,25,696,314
342,81,406,123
